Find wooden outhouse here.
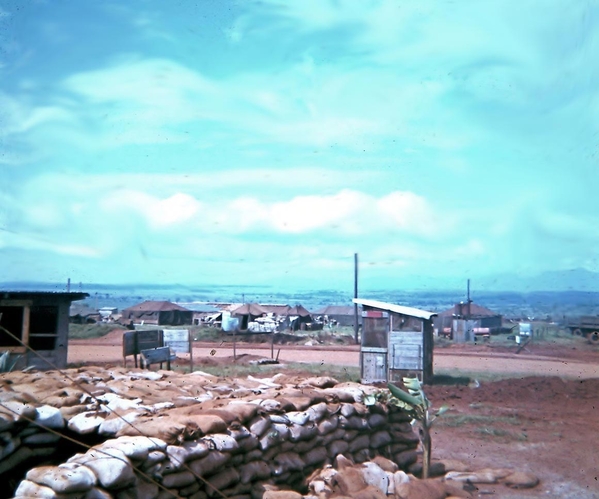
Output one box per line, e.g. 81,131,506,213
0,291,88,370
354,298,436,384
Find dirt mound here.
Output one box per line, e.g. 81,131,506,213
426,376,599,498
80,327,127,345
427,376,599,408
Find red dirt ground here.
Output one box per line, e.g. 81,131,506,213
69,331,599,498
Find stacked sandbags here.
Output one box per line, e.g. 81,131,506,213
3,369,421,498
305,454,472,499
0,399,69,476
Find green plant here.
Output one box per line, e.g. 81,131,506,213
0,351,20,372
387,378,448,479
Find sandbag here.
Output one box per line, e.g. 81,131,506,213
188,451,231,477
239,460,272,484
205,468,240,497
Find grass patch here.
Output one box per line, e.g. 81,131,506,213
69,323,120,339
431,374,471,385
192,327,225,342
434,336,453,348
439,413,527,442
475,427,528,442
434,368,533,383
439,413,522,428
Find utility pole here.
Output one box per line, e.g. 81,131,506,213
467,278,472,318
354,253,359,345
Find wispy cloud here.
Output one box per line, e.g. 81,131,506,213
1,0,598,286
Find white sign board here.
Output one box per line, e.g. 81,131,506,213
163,329,190,354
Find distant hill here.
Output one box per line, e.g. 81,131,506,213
476,268,599,292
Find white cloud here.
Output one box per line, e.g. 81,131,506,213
0,92,73,137
101,191,202,229
0,228,100,258
55,56,458,150
95,187,441,237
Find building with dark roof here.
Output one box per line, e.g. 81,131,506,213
314,305,360,327
435,301,503,335
121,301,193,326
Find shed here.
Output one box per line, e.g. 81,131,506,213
314,305,359,327
435,302,503,338
0,291,88,370
353,298,436,384
121,301,193,326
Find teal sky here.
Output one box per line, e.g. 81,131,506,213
1,0,598,291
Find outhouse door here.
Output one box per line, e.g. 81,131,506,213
360,310,389,383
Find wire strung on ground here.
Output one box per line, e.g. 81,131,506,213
0,403,184,499
0,324,229,499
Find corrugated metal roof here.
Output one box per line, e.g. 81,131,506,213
178,303,221,313
353,298,436,320
69,304,99,317
1,291,88,301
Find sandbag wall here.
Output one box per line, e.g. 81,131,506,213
0,368,419,499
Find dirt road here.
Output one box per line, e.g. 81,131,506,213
68,340,599,379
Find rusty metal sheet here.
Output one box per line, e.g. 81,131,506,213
122,331,137,357
137,329,163,352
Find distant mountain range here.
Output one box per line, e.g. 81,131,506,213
4,269,599,318
3,268,599,296
357,268,599,293
475,268,599,292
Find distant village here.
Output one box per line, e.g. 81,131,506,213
68,297,510,337
0,289,588,383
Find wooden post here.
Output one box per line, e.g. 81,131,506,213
233,328,237,361
354,253,359,345
270,331,274,359
189,330,194,372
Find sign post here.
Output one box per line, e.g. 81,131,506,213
163,329,193,372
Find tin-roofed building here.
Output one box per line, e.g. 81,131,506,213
0,291,88,370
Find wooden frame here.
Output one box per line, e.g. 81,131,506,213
0,300,32,353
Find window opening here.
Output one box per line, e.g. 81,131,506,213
0,306,24,347
29,306,59,350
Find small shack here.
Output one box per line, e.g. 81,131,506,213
121,301,193,326
354,298,436,384
0,291,88,370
